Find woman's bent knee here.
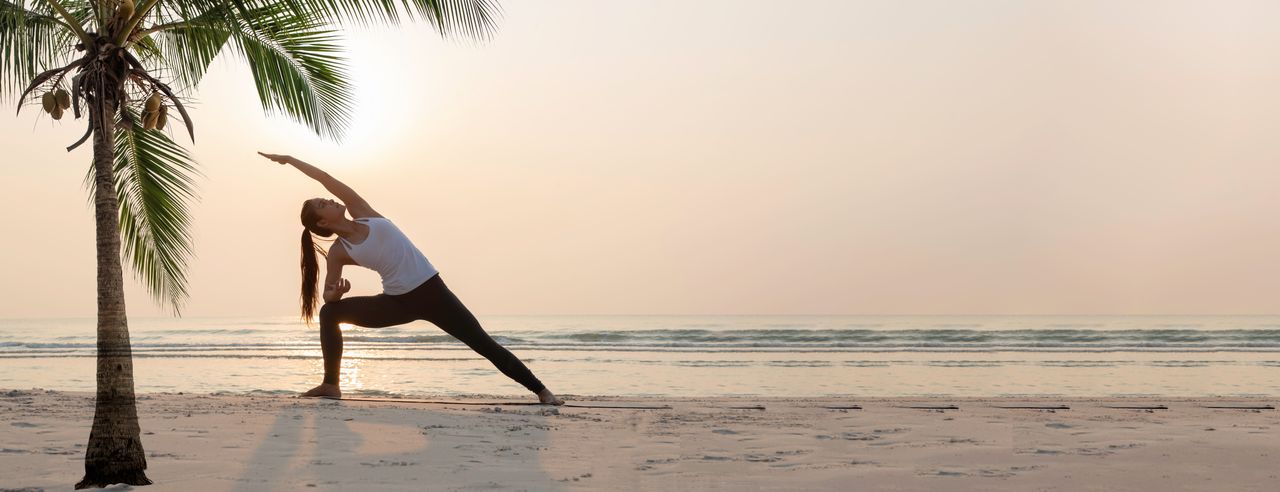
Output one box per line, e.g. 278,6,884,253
318,301,343,326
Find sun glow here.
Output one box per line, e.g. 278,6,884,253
339,358,363,390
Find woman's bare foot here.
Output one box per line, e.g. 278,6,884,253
537,388,564,406
301,383,341,398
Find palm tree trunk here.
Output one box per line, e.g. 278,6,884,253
76,66,152,489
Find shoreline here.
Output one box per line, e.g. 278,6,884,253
3,390,1278,491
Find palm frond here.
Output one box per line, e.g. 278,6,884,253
144,2,235,89
422,0,502,39
0,0,74,96
243,0,498,38
109,113,202,315
46,1,92,53
128,31,166,69
226,5,352,139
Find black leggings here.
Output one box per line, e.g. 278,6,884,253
317,274,545,393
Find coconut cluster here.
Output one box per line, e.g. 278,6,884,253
140,92,168,130
40,89,71,120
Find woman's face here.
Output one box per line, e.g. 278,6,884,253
309,198,346,228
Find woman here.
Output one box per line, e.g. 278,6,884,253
260,152,564,405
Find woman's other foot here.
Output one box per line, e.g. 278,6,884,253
537,388,564,406
301,383,341,398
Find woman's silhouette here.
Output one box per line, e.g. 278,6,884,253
259,152,563,405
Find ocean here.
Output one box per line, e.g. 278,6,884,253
1,315,1278,397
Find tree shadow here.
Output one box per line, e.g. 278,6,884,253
233,400,564,491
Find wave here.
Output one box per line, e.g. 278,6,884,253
529,328,1280,348
3,329,1280,354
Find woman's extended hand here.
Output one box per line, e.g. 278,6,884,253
326,279,351,296
322,279,351,303
257,151,297,165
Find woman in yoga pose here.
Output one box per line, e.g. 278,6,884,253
260,152,564,405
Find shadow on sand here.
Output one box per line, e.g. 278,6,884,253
231,399,564,491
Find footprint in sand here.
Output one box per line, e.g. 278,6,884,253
360,459,416,467
925,466,1040,478
1106,443,1144,450
873,427,910,434
1076,448,1113,456
816,432,881,441
638,457,678,470
1017,448,1064,455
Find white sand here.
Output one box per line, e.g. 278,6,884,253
2,390,1278,491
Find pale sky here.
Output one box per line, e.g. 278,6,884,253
3,0,1280,318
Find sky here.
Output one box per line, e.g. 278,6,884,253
2,0,1280,318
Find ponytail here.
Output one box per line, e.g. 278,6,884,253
300,230,321,322
299,199,333,323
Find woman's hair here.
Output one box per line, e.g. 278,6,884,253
300,200,333,322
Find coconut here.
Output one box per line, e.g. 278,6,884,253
51,105,64,120
55,89,70,110
156,105,168,130
41,92,56,113
144,109,159,130
145,93,161,112
118,0,135,21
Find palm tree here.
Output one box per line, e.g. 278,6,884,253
1,0,498,487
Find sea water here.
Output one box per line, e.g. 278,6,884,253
1,315,1278,397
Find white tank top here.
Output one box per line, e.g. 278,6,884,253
338,217,439,295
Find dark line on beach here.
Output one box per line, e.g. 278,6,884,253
993,405,1071,410
306,396,673,410
903,405,960,410
1102,405,1169,410
1201,405,1274,410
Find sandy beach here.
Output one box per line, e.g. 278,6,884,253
1,390,1276,491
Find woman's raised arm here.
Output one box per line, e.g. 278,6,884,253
259,152,380,218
